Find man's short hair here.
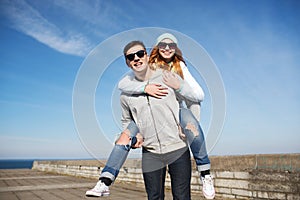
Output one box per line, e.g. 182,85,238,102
123,41,146,56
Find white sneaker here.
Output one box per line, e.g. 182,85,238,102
201,175,215,199
86,180,110,197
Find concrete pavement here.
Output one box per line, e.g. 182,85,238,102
0,169,220,200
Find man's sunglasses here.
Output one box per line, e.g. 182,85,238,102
157,42,177,50
125,50,146,61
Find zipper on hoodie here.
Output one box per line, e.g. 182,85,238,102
147,92,165,199
146,95,162,154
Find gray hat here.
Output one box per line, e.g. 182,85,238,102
155,33,178,45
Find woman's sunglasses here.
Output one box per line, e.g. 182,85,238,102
125,50,146,61
157,42,177,50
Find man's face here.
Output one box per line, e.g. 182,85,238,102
125,45,148,72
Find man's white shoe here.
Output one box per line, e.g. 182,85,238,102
86,181,110,197
201,175,215,199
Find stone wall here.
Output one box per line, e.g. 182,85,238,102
32,154,300,199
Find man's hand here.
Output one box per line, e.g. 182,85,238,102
131,133,144,148
163,71,181,90
144,84,168,99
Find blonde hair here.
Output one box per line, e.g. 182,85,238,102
148,46,185,79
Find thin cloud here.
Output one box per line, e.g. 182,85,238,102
1,0,93,57
51,0,132,37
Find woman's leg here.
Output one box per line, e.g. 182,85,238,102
86,121,140,197
179,108,210,172
99,121,140,183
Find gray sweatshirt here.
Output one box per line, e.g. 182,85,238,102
120,69,194,154
118,61,204,121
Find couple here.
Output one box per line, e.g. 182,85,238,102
86,33,215,200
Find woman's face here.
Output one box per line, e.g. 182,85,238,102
157,38,176,62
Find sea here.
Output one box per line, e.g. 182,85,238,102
0,159,34,169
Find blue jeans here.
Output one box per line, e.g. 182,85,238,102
100,121,139,181
142,147,191,200
179,108,210,172
100,108,210,181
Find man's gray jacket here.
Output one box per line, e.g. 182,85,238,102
120,69,195,154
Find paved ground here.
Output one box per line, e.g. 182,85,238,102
0,169,222,200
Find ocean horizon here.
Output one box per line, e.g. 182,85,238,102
0,158,100,169
0,159,34,169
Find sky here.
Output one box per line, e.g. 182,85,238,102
0,0,299,160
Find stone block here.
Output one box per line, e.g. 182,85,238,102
191,184,201,191
216,171,234,178
215,179,249,189
220,194,236,199
232,188,252,197
57,164,67,168
191,176,199,184
67,165,79,170
257,191,269,199
216,187,231,194
234,172,250,179
268,192,287,199
287,194,300,200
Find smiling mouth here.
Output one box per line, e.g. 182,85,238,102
134,61,143,67
162,51,172,56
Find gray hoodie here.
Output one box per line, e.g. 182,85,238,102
118,61,204,121
120,69,194,154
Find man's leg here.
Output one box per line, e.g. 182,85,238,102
142,148,166,200
168,148,191,200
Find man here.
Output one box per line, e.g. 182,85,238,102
120,40,193,200
86,40,194,199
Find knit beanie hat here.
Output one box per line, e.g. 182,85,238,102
155,33,178,45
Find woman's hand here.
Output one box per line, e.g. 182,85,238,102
163,71,181,90
144,83,168,99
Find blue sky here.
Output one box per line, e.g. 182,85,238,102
0,0,299,159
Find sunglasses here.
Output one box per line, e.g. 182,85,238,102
125,50,146,61
157,42,177,50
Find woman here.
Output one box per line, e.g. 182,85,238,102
86,34,215,199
